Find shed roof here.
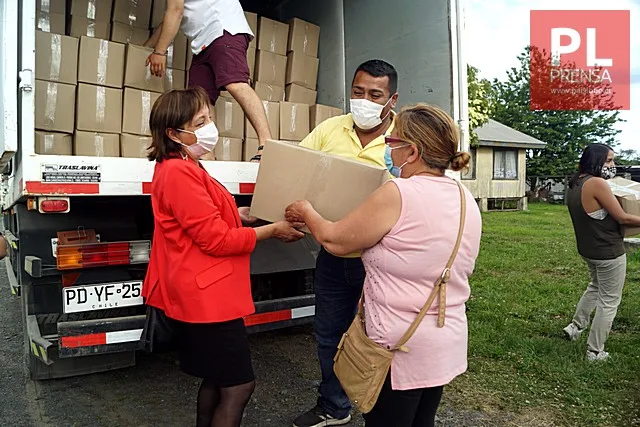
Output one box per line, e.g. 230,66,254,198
475,119,547,149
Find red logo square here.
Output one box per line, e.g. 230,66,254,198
529,10,630,111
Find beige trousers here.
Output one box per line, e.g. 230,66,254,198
571,254,627,353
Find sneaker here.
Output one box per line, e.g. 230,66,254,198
293,405,352,427
587,350,610,362
563,323,583,341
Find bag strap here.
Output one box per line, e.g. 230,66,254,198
391,180,467,352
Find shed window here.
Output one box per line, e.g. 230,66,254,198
493,149,518,180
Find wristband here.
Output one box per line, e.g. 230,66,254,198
257,145,264,151
152,51,167,56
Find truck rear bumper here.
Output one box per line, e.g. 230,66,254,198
246,294,315,333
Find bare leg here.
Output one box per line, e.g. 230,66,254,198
225,82,272,152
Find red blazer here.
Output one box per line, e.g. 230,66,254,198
142,158,257,323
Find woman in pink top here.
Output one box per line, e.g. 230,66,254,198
285,103,482,427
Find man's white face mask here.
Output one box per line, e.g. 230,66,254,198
350,97,393,130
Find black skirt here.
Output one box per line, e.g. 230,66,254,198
174,318,255,387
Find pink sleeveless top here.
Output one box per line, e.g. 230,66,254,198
361,176,482,390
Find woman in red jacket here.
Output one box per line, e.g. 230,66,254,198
143,87,304,427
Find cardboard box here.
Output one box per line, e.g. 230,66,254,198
257,17,289,56
214,137,244,161
286,84,317,105
245,12,258,49
35,80,76,133
247,47,256,81
121,134,151,158
110,21,150,45
609,177,640,236
280,102,309,142
186,47,193,70
37,0,66,15
244,138,259,161
74,131,120,157
250,140,389,225
246,101,280,140
287,18,320,57
254,50,287,86
151,0,166,28
36,11,66,34
164,69,186,91
124,44,165,93
35,131,73,155
286,51,319,89
75,83,123,133
112,0,152,29
167,31,188,71
310,104,343,129
122,88,160,136
77,36,125,88
254,82,285,102
68,17,111,39
70,0,113,20
35,31,79,85
214,97,244,139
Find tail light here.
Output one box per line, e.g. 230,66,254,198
38,197,70,213
56,240,151,270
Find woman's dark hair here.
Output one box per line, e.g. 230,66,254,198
147,87,211,162
568,143,614,188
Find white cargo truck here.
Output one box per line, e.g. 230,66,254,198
0,0,468,379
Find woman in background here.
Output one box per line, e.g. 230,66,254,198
564,143,640,361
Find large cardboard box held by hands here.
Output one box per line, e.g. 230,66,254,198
35,31,79,85
609,177,640,236
250,140,389,226
35,80,76,133
78,36,125,88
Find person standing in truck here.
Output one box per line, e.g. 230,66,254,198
292,59,399,427
144,0,271,161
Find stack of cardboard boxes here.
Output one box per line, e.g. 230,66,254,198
34,0,188,158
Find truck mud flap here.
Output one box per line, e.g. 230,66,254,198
57,315,146,358
26,314,54,365
245,294,315,333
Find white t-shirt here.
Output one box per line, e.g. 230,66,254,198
181,0,254,54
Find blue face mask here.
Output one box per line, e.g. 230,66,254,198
385,144,409,178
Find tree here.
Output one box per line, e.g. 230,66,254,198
615,149,640,166
490,46,623,191
467,65,493,147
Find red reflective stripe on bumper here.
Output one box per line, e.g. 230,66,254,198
142,182,152,194
244,309,291,326
25,182,100,195
239,183,255,194
60,333,106,348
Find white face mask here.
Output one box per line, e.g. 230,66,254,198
350,97,393,130
177,122,219,158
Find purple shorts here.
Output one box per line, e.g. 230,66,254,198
187,31,251,104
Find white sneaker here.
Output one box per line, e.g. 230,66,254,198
563,323,583,341
586,350,610,362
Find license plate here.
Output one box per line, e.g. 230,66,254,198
63,281,143,314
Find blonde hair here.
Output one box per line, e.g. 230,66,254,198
394,103,470,172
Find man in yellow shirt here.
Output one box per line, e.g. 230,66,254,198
294,59,398,427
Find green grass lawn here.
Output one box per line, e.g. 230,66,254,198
446,203,640,427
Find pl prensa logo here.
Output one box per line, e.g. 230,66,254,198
529,10,630,111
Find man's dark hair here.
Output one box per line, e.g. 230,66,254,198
353,59,398,94
568,143,614,188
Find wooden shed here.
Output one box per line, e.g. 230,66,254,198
462,119,546,212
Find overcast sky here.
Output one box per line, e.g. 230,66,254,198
464,0,639,152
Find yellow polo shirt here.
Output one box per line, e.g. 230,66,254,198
299,113,394,258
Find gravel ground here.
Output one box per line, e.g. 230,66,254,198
0,258,517,427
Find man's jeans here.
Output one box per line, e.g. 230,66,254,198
571,254,627,353
314,248,365,419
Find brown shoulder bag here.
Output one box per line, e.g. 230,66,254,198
332,180,467,414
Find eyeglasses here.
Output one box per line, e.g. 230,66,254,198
384,136,409,146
